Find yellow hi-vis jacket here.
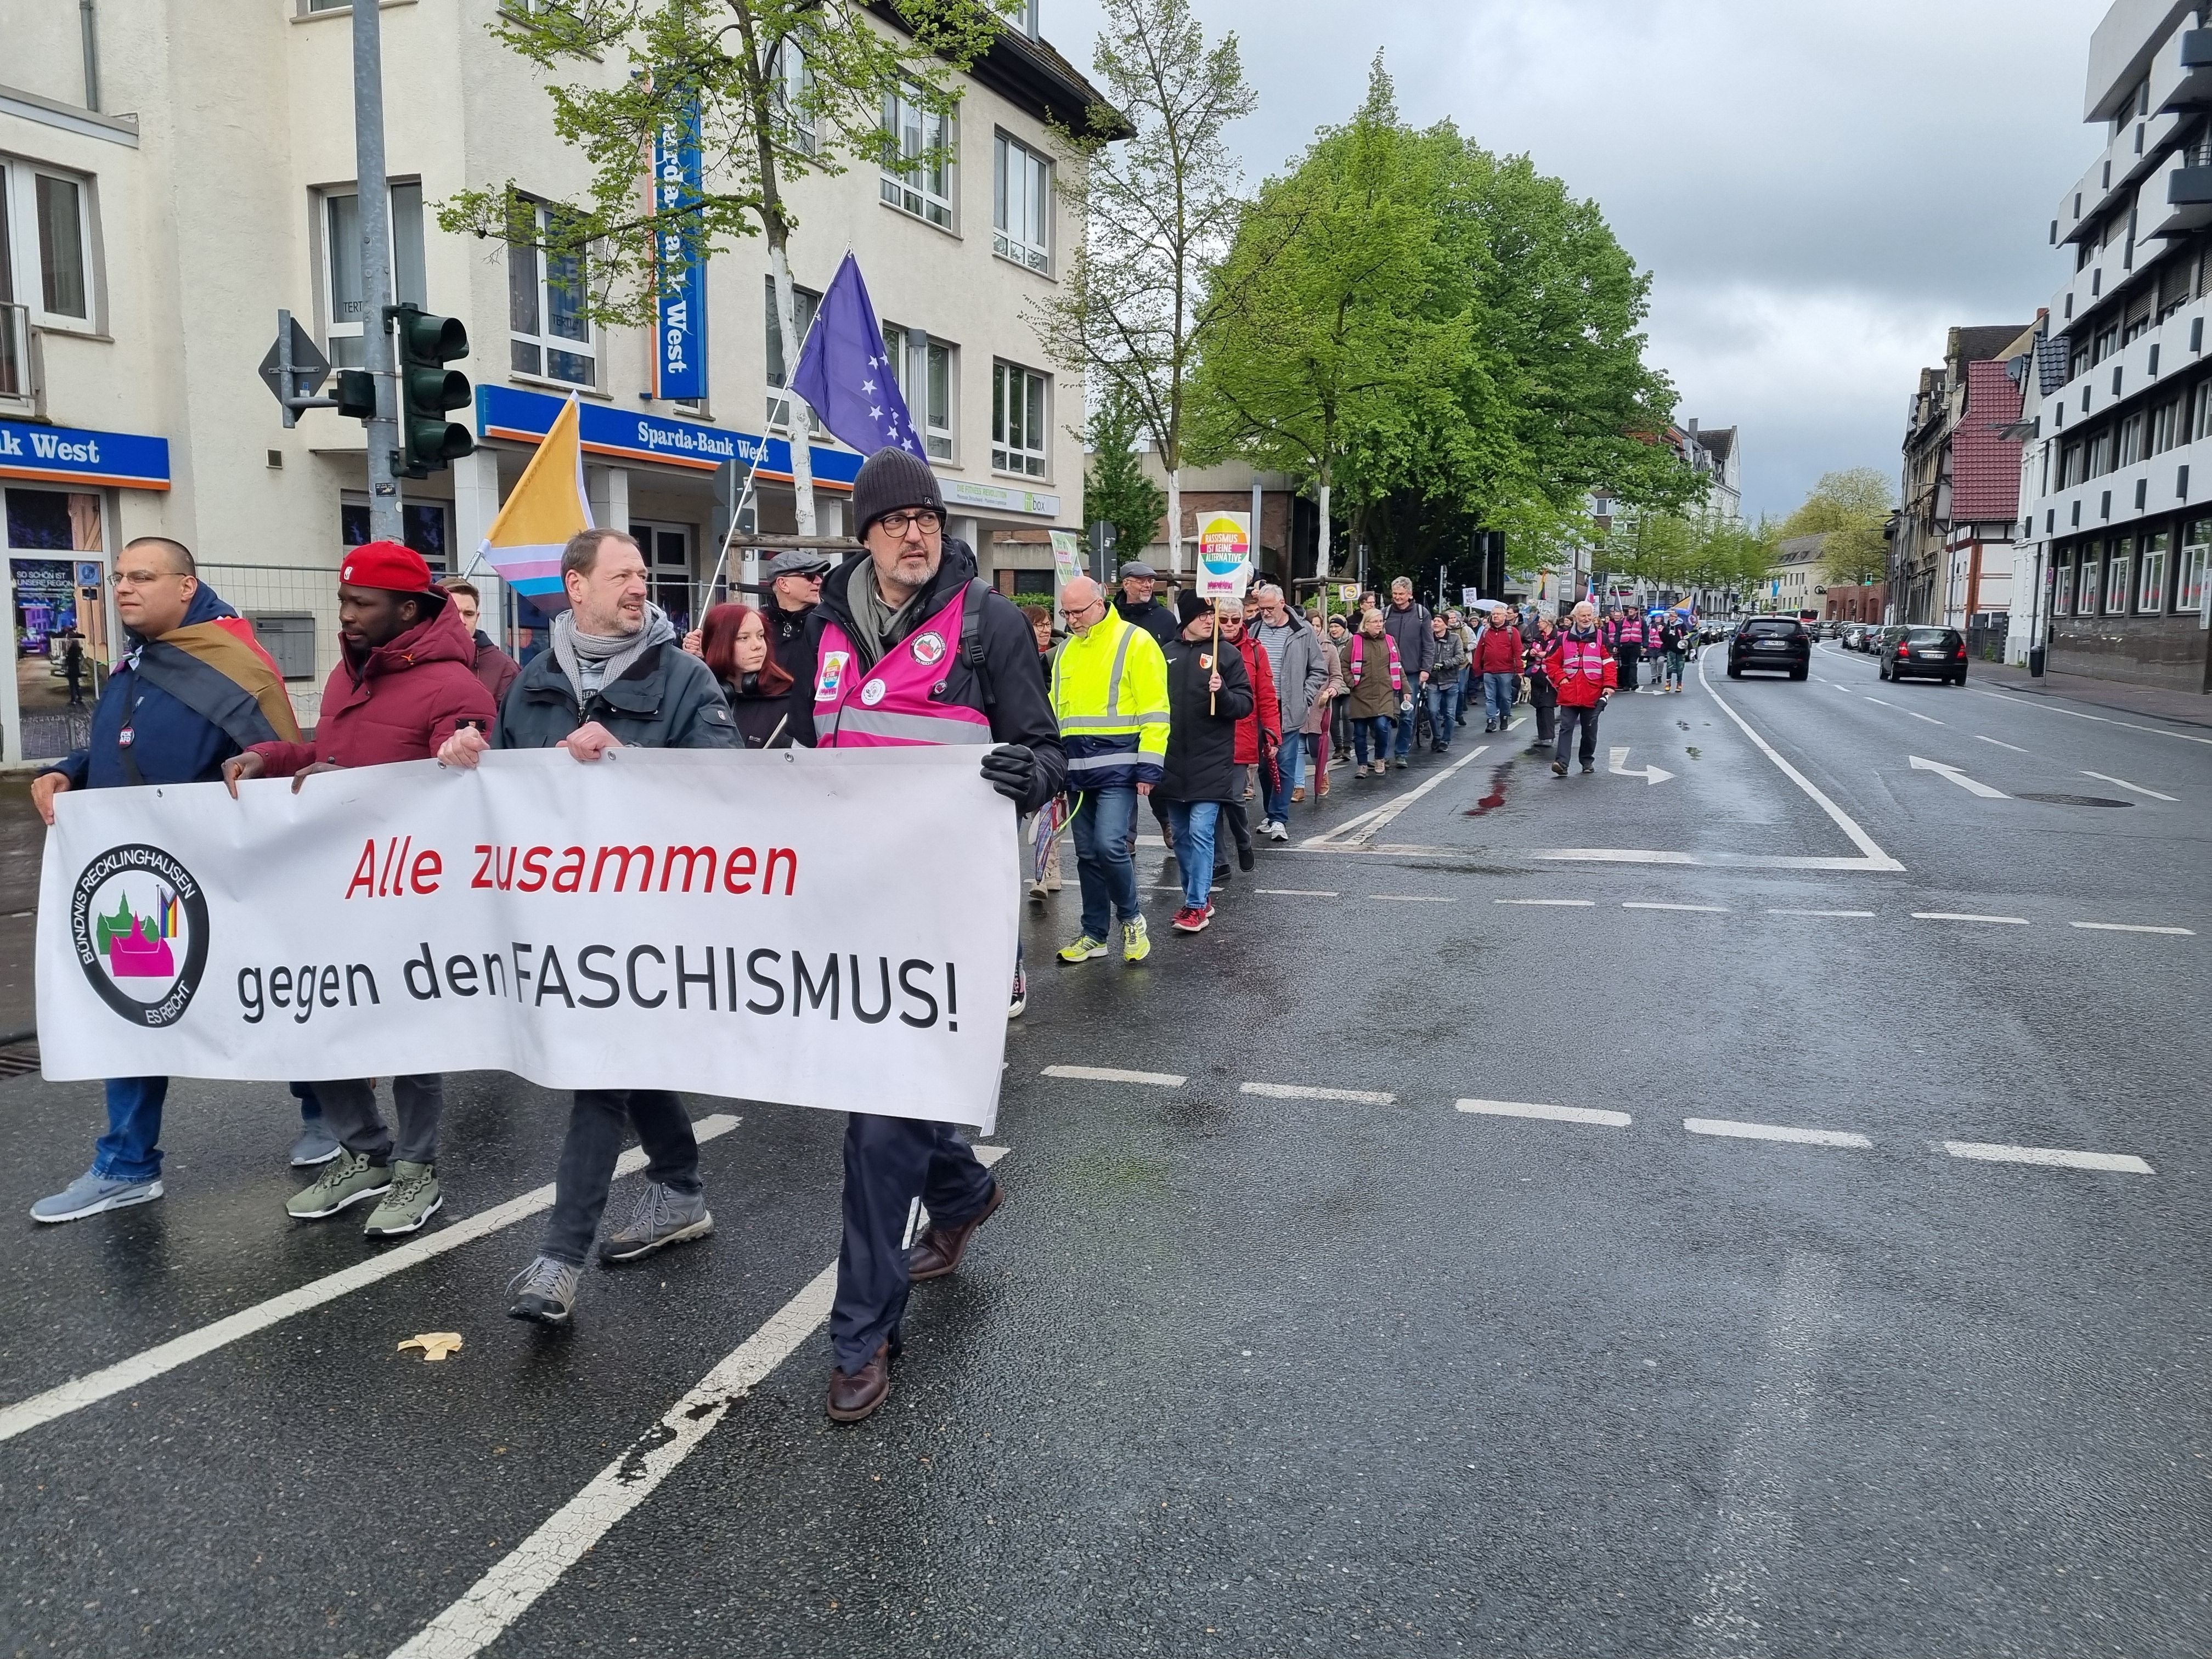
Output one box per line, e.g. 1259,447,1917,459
1050,608,1170,791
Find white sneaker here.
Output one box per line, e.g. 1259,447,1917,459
1266,820,1289,842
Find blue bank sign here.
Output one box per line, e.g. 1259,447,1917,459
0,419,170,491
652,101,709,403
476,386,861,489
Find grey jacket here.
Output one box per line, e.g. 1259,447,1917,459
1384,600,1439,679
1429,625,1468,681
1255,611,1330,733
494,637,738,752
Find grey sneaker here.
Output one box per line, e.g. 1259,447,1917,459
289,1121,342,1167
507,1255,583,1325
598,1181,713,1265
31,1169,163,1224
362,1161,443,1238
286,1148,391,1220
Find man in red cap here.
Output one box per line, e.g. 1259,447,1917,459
223,540,495,1240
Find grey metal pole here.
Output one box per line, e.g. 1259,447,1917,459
352,0,402,542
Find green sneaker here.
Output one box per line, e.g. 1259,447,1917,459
1057,933,1108,964
286,1149,391,1221
1122,915,1151,964
363,1161,443,1238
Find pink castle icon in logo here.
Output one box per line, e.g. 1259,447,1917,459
101,899,177,980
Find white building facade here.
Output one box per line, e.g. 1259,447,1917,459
0,0,1107,760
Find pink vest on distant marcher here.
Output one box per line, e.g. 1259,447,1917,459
812,584,994,748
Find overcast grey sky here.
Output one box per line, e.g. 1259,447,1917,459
1046,0,2099,520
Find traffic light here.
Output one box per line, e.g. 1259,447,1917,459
387,303,475,477
332,370,376,421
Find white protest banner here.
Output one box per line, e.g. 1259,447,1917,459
1195,512,1252,600
1048,529,1085,590
37,748,1018,1131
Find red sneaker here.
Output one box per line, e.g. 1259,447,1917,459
1170,906,1210,933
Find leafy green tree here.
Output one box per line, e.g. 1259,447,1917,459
1033,0,1255,578
1082,389,1167,566
1781,469,1894,587
438,0,1020,534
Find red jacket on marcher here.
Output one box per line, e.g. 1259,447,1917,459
250,597,496,775
1474,623,1523,674
1231,628,1282,764
1544,629,1617,709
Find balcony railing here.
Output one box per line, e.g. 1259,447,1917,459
0,302,28,402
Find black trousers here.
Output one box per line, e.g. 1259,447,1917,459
1532,696,1557,744
539,1090,703,1266
1555,704,1601,767
831,1114,996,1374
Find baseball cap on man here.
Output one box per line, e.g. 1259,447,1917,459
340,540,437,595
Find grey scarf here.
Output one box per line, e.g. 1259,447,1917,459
552,602,676,708
843,560,933,670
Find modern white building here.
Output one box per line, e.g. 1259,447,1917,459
2011,0,2212,691
0,0,1110,760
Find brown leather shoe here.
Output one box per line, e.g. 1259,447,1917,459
907,1180,1002,1282
826,1342,892,1423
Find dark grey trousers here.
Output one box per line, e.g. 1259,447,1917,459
540,1090,703,1267
311,1074,443,1166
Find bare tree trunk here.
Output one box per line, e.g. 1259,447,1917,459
1317,471,1332,582
769,238,817,536
1166,468,1183,575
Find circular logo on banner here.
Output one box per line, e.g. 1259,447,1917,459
860,679,888,707
912,631,947,667
71,844,210,1028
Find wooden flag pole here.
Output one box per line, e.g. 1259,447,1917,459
1210,601,1220,715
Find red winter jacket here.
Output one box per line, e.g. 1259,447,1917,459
1229,627,1281,764
1473,623,1523,674
1545,629,1617,709
251,597,496,776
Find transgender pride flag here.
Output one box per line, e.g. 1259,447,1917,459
480,393,592,611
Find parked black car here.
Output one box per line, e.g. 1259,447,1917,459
1880,624,1969,685
1726,616,1810,679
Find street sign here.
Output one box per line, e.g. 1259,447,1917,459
258,312,336,430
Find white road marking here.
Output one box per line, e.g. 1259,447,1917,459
1301,746,1490,849
1242,1082,1397,1104
1973,733,2029,753
1255,888,1339,896
1457,1098,1632,1127
1533,848,1892,871
1372,893,1455,902
1495,898,1596,906
1686,1117,1871,1149
1765,908,1877,918
2080,769,2177,802
1940,1141,2153,1174
1908,754,2007,798
1905,710,1945,725
1607,744,1676,786
2070,920,2196,935
393,1144,1010,1659
0,1115,744,1446
1864,696,1895,708
1041,1065,1186,1086
1912,911,2028,925
1697,656,1905,871
1623,901,1729,913
1975,689,2212,747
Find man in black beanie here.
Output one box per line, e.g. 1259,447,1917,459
795,446,1068,1424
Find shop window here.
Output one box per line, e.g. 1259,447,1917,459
2104,541,2131,613
2179,522,2211,613
2138,529,2169,613
3,486,104,698
2056,552,2076,617
508,200,596,387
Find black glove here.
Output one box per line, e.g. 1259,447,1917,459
1596,692,1612,713
980,743,1036,803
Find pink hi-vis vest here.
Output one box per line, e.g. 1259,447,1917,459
812,583,995,748
1347,632,1403,692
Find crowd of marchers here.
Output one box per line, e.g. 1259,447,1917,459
17,443,1680,1425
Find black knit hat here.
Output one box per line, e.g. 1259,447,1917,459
850,446,946,537
1176,589,1210,627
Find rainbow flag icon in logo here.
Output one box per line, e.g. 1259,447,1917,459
479,393,593,612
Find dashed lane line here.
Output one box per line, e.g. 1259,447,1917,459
1041,1065,1186,1086
2071,920,2197,935
2081,769,2177,802
1766,908,1877,918
1255,889,1340,896
1940,1141,2153,1174
1912,911,2029,926
1457,1098,1632,1128
1496,897,1595,907
392,1147,1008,1659
1974,689,2212,747
1242,1082,1397,1104
1623,901,1729,913
1686,1117,1872,1149
1974,734,2029,753
1373,894,1455,903
1864,696,1897,708
1905,710,1946,725
0,1114,745,1446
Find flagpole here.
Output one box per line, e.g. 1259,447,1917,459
699,300,832,619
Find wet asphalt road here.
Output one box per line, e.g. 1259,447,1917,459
2,642,2208,1658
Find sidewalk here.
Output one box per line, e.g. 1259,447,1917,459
1973,659,2212,730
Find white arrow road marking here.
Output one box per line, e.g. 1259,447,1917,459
1607,745,1675,786
1302,745,1489,848
2080,769,2176,802
1908,754,2007,798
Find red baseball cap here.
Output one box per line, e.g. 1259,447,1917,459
340,540,435,594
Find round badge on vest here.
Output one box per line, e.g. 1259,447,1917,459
912,631,946,667
860,679,888,707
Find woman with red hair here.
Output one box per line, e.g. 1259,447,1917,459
693,602,806,748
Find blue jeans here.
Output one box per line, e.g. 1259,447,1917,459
1353,715,1396,766
1393,690,1420,758
1266,738,1300,822
1483,672,1515,727
1425,682,1458,749
1165,801,1221,909
1459,667,1476,724
94,1076,167,1183
1071,785,1142,941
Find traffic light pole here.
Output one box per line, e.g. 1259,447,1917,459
351,0,402,543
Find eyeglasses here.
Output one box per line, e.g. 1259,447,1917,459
878,509,942,535
1065,594,1106,618
116,568,184,588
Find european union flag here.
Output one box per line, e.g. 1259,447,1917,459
789,252,918,458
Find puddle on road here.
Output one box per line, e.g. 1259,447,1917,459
2016,792,2131,808
1463,761,1515,817
1685,746,1702,759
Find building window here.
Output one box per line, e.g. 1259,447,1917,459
2104,540,2131,613
991,361,1047,478
2059,442,2084,488
2152,397,2180,454
2138,529,2169,613
2091,323,2118,364
2118,412,2145,467
0,159,94,325
993,133,1051,274
2078,547,2100,613
321,183,426,370
2088,428,2115,476
763,278,821,432
2056,552,2077,617
507,200,596,387
341,498,450,572
775,40,815,155
2179,521,2210,613
880,86,953,230
881,323,955,461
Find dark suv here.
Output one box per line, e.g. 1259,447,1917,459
1880,624,1968,685
1726,616,1810,680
